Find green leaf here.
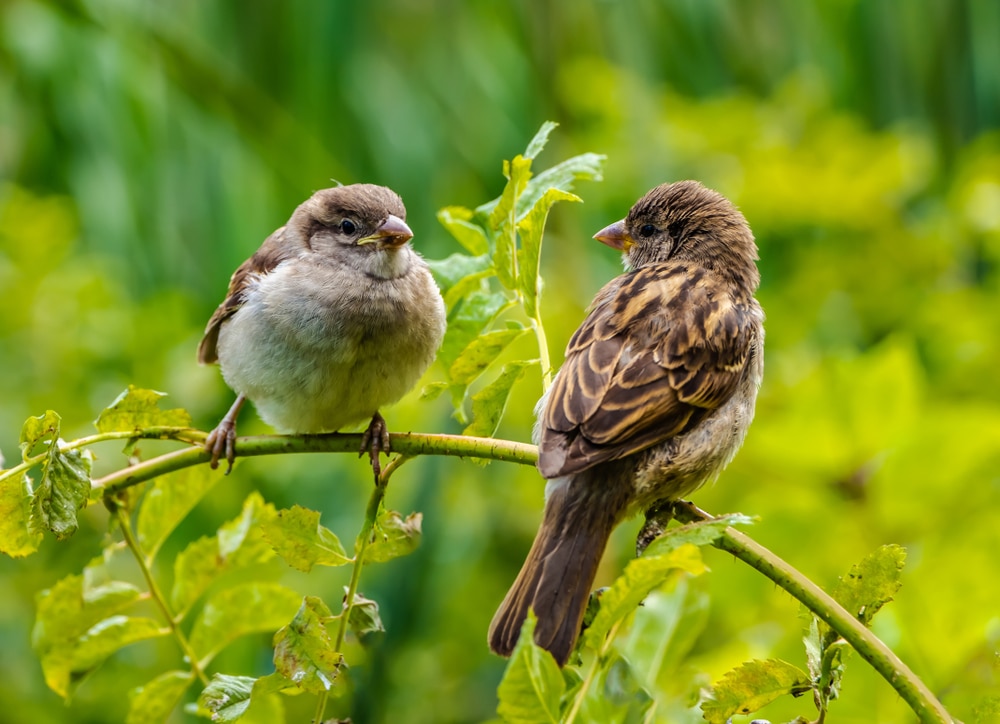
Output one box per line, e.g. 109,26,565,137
30,442,93,540
347,592,385,643
804,616,848,709
19,410,61,460
424,252,495,310
496,613,565,724
362,509,422,563
831,543,906,627
448,326,527,390
0,470,43,557
476,153,606,224
272,596,342,694
420,381,449,401
437,206,489,256
514,153,605,220
171,492,276,614
617,580,710,692
576,653,653,723
463,360,539,438
94,385,192,433
585,544,706,650
523,121,558,160
491,155,534,291
127,670,195,724
701,659,812,724
198,673,290,723
69,615,166,686
33,573,145,697
198,674,255,722
516,187,581,317
438,286,513,374
137,465,219,562
260,504,351,572
189,582,302,667
237,681,287,724
640,513,755,558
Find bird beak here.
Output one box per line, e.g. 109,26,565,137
357,214,413,248
593,220,634,252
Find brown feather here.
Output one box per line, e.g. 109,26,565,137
538,262,756,479
197,227,294,364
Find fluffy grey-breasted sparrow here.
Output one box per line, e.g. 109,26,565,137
488,180,764,665
198,184,446,474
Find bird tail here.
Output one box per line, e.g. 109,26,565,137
488,472,625,666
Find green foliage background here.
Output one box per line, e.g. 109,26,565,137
1,1,999,722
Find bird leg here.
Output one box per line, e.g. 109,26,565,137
360,411,391,481
205,393,246,475
635,500,676,557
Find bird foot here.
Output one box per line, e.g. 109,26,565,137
205,394,245,475
635,501,676,556
360,412,391,481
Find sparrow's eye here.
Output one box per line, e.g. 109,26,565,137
340,219,357,235
639,224,656,238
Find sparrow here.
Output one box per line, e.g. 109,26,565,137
198,184,447,475
488,180,764,665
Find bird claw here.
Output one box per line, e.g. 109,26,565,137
205,394,245,475
205,422,237,475
635,501,676,556
360,412,390,481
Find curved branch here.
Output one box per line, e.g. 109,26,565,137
672,502,954,723
92,431,538,495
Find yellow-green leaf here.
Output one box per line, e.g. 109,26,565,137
448,326,527,389
496,613,564,724
260,504,351,572
272,596,342,694
19,410,61,460
437,206,489,256
171,492,276,615
584,543,706,650
93,386,192,433
362,510,422,564
126,670,195,724
136,465,219,562
701,659,812,724
189,582,302,667
831,543,906,627
463,360,538,439
516,187,580,317
0,470,42,557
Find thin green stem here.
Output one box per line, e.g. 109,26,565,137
564,619,623,724
531,315,553,391
672,502,954,724
1,427,202,485
315,455,408,723
114,507,210,686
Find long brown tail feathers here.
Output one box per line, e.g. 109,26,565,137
487,483,619,666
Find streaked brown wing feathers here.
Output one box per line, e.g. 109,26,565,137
197,227,292,364
538,263,755,477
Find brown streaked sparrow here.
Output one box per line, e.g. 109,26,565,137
488,180,764,665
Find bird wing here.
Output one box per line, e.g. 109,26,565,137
197,226,293,364
538,262,758,478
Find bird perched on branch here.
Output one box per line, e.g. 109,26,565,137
489,180,764,665
198,184,446,475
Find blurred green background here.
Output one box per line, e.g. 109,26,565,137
2,0,999,722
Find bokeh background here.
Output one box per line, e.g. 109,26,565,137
2,1,999,722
